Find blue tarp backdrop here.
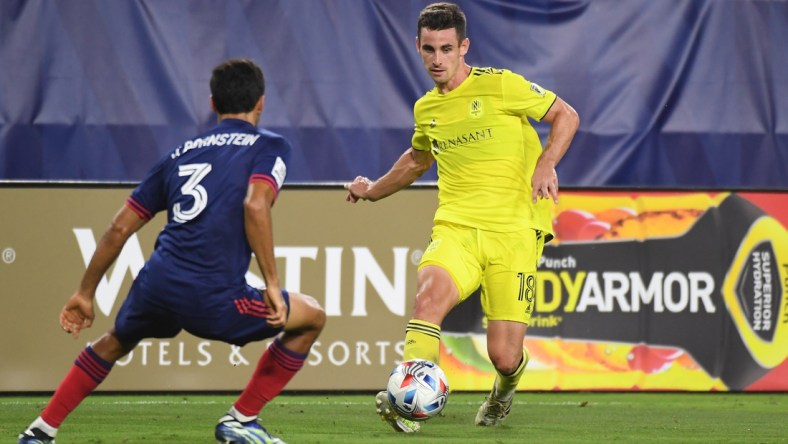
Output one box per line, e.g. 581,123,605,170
0,0,786,187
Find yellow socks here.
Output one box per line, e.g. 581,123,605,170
403,319,441,363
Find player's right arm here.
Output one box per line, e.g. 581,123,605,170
244,181,287,328
344,147,433,203
61,205,148,338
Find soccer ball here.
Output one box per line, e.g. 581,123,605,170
386,359,449,421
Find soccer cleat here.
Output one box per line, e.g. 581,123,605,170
375,391,421,433
18,428,55,444
475,394,513,426
214,414,285,444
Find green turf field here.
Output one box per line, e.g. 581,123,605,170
3,392,786,443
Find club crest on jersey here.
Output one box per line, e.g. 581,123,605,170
469,98,484,119
530,82,546,97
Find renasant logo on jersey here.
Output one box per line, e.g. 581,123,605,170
430,127,494,155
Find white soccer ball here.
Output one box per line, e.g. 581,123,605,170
386,359,449,421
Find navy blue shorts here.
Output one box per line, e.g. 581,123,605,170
114,277,290,347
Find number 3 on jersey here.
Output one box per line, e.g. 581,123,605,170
173,163,212,223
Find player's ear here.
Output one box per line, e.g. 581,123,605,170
415,35,420,52
256,96,264,113
210,96,217,113
460,37,470,57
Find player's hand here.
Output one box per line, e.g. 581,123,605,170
59,291,95,339
531,162,559,204
264,286,288,329
344,176,372,203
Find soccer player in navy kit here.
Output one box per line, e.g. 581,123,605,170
19,59,325,444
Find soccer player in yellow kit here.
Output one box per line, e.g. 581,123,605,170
345,2,579,432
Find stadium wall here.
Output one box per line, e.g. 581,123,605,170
1,186,785,392
1,0,786,187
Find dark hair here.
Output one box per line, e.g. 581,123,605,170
210,59,265,114
417,2,467,42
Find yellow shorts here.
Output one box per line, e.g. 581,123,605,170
418,222,545,324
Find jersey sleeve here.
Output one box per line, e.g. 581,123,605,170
502,70,557,122
411,96,432,152
411,121,431,152
127,153,170,221
249,136,292,201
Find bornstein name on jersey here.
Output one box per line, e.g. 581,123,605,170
171,132,262,159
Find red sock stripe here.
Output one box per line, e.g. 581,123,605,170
269,339,306,371
74,347,112,383
233,340,305,417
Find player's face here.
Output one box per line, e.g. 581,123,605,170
417,27,469,91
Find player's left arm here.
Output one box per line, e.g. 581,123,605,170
532,96,580,203
244,181,287,328
61,205,148,337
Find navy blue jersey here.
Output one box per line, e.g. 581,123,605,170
126,118,290,294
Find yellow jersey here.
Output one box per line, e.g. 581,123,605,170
411,67,556,235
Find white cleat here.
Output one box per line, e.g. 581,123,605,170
475,395,512,426
375,391,421,433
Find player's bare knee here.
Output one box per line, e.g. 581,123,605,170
310,300,327,333
293,292,326,333
488,350,521,375
412,290,452,323
92,330,135,363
